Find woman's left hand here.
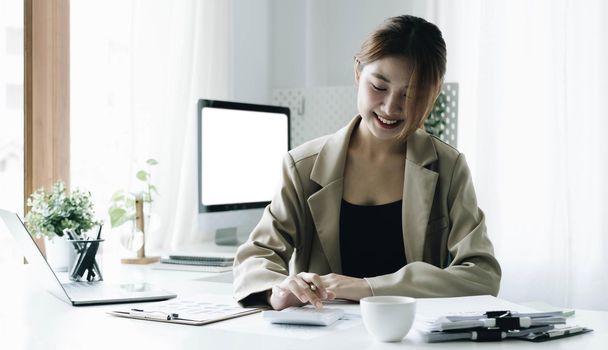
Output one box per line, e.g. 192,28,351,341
319,273,372,301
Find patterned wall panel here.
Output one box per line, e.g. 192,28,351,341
440,83,459,147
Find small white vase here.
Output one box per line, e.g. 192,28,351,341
44,236,77,272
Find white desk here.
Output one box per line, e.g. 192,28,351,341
1,262,606,350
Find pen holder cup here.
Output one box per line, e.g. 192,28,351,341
68,239,104,282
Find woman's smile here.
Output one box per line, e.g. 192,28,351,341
374,112,403,129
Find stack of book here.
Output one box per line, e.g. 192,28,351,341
424,310,591,342
159,254,234,273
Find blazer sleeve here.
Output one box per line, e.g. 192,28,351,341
232,152,306,305
365,154,502,297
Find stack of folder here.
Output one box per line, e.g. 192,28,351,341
425,310,592,342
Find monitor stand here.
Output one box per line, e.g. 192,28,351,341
215,227,239,246
199,208,263,247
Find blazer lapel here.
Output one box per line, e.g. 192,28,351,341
308,180,343,273
307,117,360,274
306,119,439,270
402,129,439,262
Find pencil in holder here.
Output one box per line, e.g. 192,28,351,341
68,239,104,282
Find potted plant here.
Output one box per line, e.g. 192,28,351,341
108,159,159,261
25,181,102,271
108,159,158,230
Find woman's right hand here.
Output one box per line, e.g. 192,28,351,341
268,272,336,310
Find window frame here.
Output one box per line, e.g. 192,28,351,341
24,0,70,256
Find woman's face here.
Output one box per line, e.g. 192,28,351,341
356,55,413,141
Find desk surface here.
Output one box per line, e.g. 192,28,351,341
1,262,606,350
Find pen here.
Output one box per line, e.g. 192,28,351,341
96,225,103,240
129,308,179,321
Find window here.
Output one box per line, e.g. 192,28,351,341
0,0,24,265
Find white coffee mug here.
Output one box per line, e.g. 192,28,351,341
360,296,417,342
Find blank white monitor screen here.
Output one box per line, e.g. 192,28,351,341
198,99,289,212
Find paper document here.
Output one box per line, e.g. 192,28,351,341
108,294,261,326
413,295,589,343
416,295,538,321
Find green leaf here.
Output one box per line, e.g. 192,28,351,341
25,180,100,239
108,207,127,228
136,170,149,182
146,159,158,166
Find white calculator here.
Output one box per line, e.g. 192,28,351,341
262,306,344,326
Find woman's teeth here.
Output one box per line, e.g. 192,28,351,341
377,115,399,125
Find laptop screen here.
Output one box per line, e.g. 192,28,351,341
0,209,72,304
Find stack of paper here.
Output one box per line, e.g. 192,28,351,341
414,296,591,343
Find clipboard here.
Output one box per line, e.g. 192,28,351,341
108,299,265,326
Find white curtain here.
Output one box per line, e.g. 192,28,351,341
71,1,232,259
416,0,608,310
129,0,233,250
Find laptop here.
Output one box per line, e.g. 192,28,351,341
0,208,177,306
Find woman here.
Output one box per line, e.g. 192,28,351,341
233,15,501,310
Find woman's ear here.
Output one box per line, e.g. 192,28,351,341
353,58,361,83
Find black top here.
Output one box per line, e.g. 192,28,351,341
339,199,407,278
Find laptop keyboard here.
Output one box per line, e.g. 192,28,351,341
63,282,99,290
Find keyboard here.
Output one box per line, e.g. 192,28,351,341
161,254,234,266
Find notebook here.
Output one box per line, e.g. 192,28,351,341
0,208,177,306
152,252,235,273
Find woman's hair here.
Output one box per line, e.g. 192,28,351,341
355,15,446,140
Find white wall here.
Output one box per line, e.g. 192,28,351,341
271,0,422,88
231,0,271,104
232,0,427,103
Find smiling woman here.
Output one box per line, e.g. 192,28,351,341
233,15,501,310
354,16,446,142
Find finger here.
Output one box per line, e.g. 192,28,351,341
296,272,328,299
285,278,311,304
293,278,323,309
270,284,303,310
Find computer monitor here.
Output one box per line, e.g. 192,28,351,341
197,99,290,245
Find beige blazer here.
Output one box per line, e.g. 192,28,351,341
233,116,501,304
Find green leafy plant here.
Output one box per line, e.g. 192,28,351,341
108,158,159,228
424,89,448,138
25,181,101,240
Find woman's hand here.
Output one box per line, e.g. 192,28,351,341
268,272,336,310
268,272,373,310
319,273,372,301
